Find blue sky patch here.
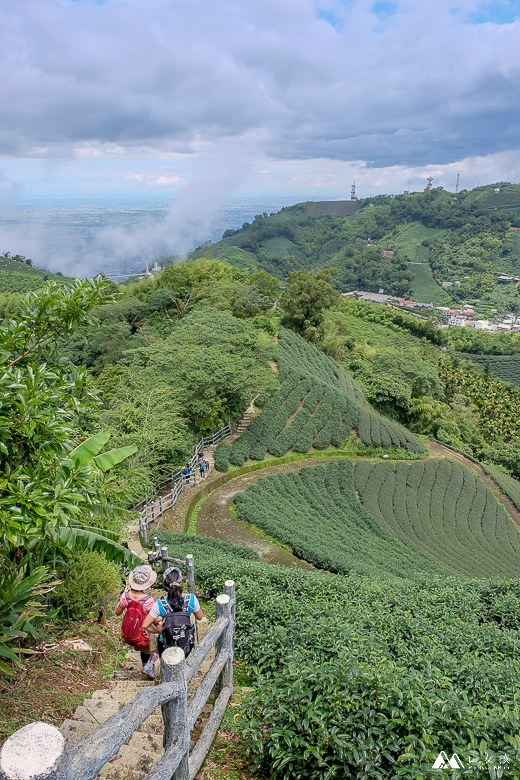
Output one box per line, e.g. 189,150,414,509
372,1,398,19
316,9,343,28
467,1,520,24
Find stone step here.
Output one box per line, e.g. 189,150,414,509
98,743,158,779
60,719,96,748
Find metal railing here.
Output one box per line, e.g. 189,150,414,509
137,422,232,546
0,582,236,780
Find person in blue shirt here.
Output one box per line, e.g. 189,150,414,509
142,566,203,656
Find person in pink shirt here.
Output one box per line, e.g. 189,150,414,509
115,564,160,679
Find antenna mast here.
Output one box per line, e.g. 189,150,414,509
455,173,460,195
424,176,433,191
350,182,358,201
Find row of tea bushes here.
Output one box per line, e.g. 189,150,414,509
155,530,520,779
215,328,425,470
355,458,520,578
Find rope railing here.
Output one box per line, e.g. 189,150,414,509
137,422,233,546
0,582,236,780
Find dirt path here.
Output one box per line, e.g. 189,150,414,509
174,442,520,560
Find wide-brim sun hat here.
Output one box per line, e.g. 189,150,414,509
129,564,157,591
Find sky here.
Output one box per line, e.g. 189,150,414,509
2,0,520,270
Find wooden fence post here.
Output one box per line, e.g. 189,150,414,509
161,546,169,574
140,511,148,548
185,554,195,595
0,722,69,780
215,594,233,693
160,647,189,780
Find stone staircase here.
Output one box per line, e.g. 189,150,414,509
60,617,214,780
235,402,257,433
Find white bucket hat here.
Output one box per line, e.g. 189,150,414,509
129,565,157,591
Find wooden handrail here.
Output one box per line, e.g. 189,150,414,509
0,583,236,780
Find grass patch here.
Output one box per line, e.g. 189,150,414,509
0,617,122,746
407,261,451,305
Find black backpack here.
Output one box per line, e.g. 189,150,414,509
160,595,194,657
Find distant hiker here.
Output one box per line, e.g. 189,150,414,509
198,449,204,461
143,566,203,658
199,458,206,479
115,564,160,680
182,464,190,484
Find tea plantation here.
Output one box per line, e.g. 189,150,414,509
214,328,425,470
354,459,520,578
156,529,520,779
234,458,520,580
458,352,520,388
233,461,448,578
481,461,520,512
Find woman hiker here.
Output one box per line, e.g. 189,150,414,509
115,564,160,680
143,566,203,658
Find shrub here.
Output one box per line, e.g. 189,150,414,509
213,441,231,472
58,550,121,619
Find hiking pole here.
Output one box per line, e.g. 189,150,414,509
194,615,199,645
113,637,122,677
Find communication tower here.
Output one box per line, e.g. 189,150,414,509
351,182,358,201
425,176,433,191
455,173,460,196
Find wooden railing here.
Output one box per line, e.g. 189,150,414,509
0,582,236,780
147,539,196,596
137,422,233,546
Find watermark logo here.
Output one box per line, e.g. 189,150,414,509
432,752,465,770
431,749,511,777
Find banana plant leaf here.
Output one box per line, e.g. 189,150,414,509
71,523,120,542
70,431,111,468
58,526,141,566
94,444,138,472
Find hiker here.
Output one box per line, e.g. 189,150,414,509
115,564,160,680
182,463,190,484
199,458,206,479
143,566,203,658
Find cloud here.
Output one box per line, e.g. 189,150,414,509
0,0,520,171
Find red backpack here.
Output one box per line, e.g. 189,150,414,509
121,597,150,649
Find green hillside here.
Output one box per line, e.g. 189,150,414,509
188,184,520,309
407,261,450,304
0,254,72,294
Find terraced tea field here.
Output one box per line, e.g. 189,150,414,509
355,459,520,578
233,460,447,578
233,457,520,579
459,352,520,388
214,328,425,470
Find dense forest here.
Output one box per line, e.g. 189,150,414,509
4,186,520,776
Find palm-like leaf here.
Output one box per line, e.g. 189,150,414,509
69,431,111,468
57,526,141,566
94,444,138,472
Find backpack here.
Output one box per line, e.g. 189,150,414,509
121,596,150,650
160,595,194,657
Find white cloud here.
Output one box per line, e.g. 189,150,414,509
0,0,519,173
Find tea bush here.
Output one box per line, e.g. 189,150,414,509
355,459,520,578
155,530,520,779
